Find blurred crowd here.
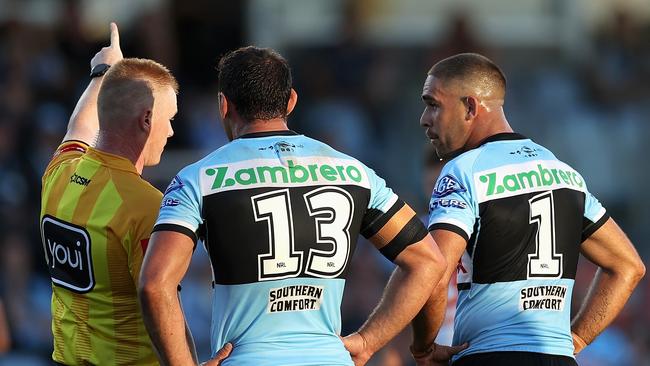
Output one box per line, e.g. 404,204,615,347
0,1,649,365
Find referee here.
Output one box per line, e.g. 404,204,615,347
40,23,181,365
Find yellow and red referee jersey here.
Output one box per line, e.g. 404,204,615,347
40,140,160,365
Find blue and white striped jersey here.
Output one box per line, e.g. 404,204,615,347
154,130,419,365
428,133,608,361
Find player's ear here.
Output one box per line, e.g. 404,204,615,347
286,88,298,116
463,96,478,121
218,92,228,121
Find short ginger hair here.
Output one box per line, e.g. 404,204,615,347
98,58,178,127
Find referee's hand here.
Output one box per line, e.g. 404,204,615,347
200,342,233,366
90,22,123,69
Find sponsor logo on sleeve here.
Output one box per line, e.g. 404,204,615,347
41,216,94,293
430,198,467,210
433,175,466,198
161,198,180,208
267,285,324,313
519,285,567,311
164,175,185,196
70,173,91,187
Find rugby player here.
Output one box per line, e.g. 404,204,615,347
410,53,645,366
139,46,447,366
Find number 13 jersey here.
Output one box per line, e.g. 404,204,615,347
155,130,422,365
428,133,609,361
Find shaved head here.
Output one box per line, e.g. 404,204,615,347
98,78,154,129
428,53,506,101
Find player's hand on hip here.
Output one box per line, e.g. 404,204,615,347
200,342,233,366
571,332,588,355
90,22,123,68
342,332,373,366
411,342,468,366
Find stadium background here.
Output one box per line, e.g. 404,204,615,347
0,0,648,365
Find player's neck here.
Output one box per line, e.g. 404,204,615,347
232,118,290,139
466,112,513,150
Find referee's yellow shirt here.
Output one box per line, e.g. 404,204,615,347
40,141,160,365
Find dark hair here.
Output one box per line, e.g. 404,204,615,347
429,53,506,96
217,46,292,122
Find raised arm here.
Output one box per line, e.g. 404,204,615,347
571,218,645,354
63,22,122,145
343,203,447,366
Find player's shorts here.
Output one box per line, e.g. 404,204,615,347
453,351,578,366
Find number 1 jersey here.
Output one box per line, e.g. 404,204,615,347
428,133,609,361
155,131,410,365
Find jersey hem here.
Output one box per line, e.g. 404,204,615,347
454,346,575,362
582,212,609,241
429,222,470,241
152,223,198,243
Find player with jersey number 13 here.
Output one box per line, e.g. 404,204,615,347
139,46,447,366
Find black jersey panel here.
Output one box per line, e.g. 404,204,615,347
472,188,585,284
202,185,370,285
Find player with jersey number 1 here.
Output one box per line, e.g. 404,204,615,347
409,53,646,366
138,46,447,366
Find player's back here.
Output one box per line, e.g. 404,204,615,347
157,131,400,365
427,133,608,360
40,142,159,366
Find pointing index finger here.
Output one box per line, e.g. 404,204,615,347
110,22,120,47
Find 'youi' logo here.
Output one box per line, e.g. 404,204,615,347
41,215,94,293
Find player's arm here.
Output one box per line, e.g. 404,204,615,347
571,218,645,354
138,230,196,365
179,291,199,364
130,230,198,364
140,231,232,366
62,22,122,145
143,172,232,365
343,202,447,365
410,229,468,365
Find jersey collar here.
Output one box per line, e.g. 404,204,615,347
84,147,139,174
478,132,528,147
237,130,299,139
